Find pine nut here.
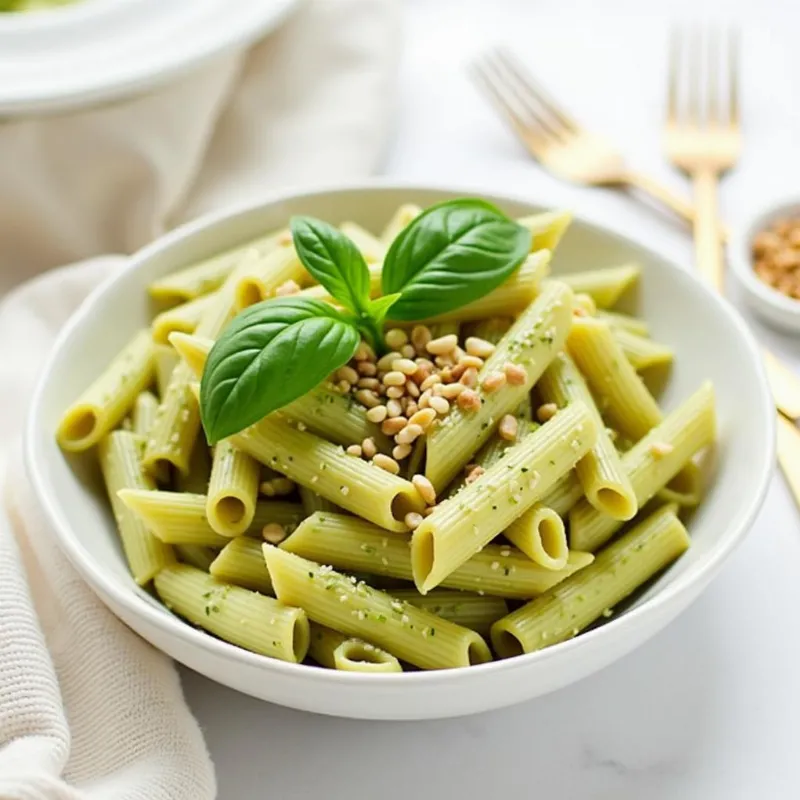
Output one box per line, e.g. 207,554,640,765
373,454,400,475
453,346,466,362
649,441,674,457
393,358,418,375
357,360,377,376
418,391,431,409
450,363,467,381
412,474,437,505
420,374,442,391
536,402,558,422
386,399,403,417
438,382,465,399
401,344,416,358
361,438,377,459
411,325,432,352
275,279,301,297
465,465,485,484
396,423,423,445
458,355,484,369
383,370,406,387
457,389,481,411
337,365,359,384
423,506,436,517
346,444,363,457
405,511,424,530
482,372,507,393
504,362,528,386
415,357,434,371
357,377,380,390
382,417,408,435
385,328,408,349
409,408,437,429
262,523,287,544
426,334,458,355
354,342,375,361
386,386,405,399
429,395,450,415
393,443,412,460
465,337,496,358
355,389,380,408
406,401,419,416
411,365,431,385
459,367,479,387
366,405,388,423
336,379,352,393
377,351,403,371
406,380,420,398
439,366,454,383
498,414,519,440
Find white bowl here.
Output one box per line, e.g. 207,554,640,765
729,197,800,333
25,183,775,720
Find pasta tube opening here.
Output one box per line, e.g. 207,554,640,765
336,641,400,672
293,615,311,663
213,496,248,528
594,486,638,520
58,406,99,449
537,512,569,569
493,629,525,659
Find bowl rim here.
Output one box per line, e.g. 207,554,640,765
25,178,776,686
728,195,800,321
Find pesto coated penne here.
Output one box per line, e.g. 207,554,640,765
380,203,422,245
151,292,218,345
174,545,218,572
210,535,273,593
614,329,674,372
503,503,569,571
154,344,179,399
309,623,402,673
206,440,261,536
339,222,387,264
233,246,308,310
389,589,508,637
560,264,640,308
131,390,160,438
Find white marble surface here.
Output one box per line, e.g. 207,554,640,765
181,1,800,796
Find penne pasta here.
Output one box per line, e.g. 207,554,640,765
131,390,160,439
613,329,675,372
308,624,402,673
389,589,508,637
174,437,211,495
298,486,340,515
210,536,273,593
503,503,568,571
206,440,261,536
560,264,640,308
596,309,650,337
233,246,308,310
339,222,387,264
151,292,218,345
174,545,218,572
517,210,572,251
380,203,422,245
154,344,179,399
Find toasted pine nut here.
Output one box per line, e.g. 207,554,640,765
420,374,442,391
346,444,362,457
439,382,466,399
415,357,434,371
465,337,496,358
410,365,431,385
405,511,424,530
357,377,380,390
411,325,432,352
262,523,287,544
406,380,420,398
401,344,416,358
536,402,558,422
426,334,458,355
336,379,352,393
385,328,408,350
450,363,467,381
418,391,431,409
458,355,484,369
377,351,402,371
275,280,301,297
277,230,293,246
386,399,403,418
457,389,481,411
366,405,388,423
406,401,419,416
429,395,450,415
373,454,400,475
504,362,528,386
393,358,418,375
355,389,380,408
409,408,437,430
362,438,377,459
383,370,406,387
435,354,456,368
649,441,674,457
412,474,437,505
439,366,454,383
465,465,485,484
382,417,408,435
337,365,359,384
354,342,375,361
396,423,423,445
386,386,405,399
393,443,412,460
482,372,507,393
357,360,377,376
498,414,518,440
459,367,479,387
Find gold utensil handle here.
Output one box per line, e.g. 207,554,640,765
691,167,724,292
763,349,800,422
777,413,800,510
624,171,696,226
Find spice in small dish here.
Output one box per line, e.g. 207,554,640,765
751,217,800,300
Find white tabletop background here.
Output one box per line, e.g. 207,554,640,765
180,0,800,797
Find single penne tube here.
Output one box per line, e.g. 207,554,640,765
147,229,288,303
233,246,308,310
568,317,662,441
517,210,572,251
206,440,261,536
572,292,597,317
298,486,340,515
131,390,160,438
538,351,637,520
415,401,598,593
559,264,640,308
540,470,584,516
169,332,391,452
151,292,218,345
263,547,492,670
569,382,715,552
210,536,273,593
97,431,175,585
425,279,575,491
154,564,309,663
503,503,569,571
467,316,513,344
613,329,675,372
174,544,218,572
405,250,550,326
230,414,424,532
174,437,211,494
380,203,422,245
596,310,650,337
491,504,690,657
57,330,155,452
308,624,403,673
281,512,594,600
339,222,387,263
154,344,179,399
389,589,508,637
656,459,703,507
117,489,305,547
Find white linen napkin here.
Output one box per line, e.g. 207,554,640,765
0,1,400,797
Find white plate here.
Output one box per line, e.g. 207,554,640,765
25,182,775,720
0,0,299,115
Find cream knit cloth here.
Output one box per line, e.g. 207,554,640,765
0,1,400,797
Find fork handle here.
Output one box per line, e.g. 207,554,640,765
623,170,697,226
691,168,724,292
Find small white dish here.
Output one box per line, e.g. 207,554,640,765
0,0,299,115
25,182,775,720
729,197,800,334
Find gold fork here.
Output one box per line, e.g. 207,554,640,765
471,48,696,226
666,29,741,290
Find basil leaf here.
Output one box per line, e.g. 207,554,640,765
381,199,532,321
291,216,371,315
200,297,360,443
367,293,402,328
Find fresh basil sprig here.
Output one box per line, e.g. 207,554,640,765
200,200,533,441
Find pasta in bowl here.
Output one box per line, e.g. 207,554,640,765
26,184,773,719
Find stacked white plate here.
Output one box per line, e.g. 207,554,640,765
0,0,299,115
